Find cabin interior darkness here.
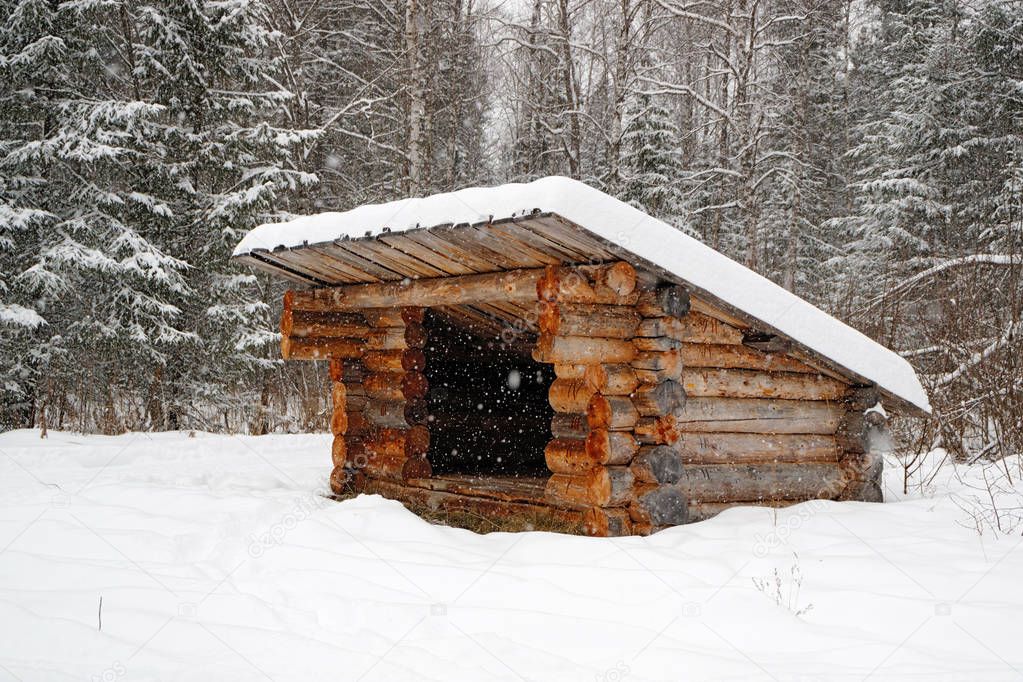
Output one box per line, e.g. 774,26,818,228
424,310,553,477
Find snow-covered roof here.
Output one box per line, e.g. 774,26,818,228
234,176,930,415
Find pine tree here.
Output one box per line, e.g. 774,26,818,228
0,0,190,430
620,93,690,233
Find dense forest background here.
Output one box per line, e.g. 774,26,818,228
1,0,1020,459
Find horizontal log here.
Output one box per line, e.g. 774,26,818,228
687,499,800,522
637,312,743,345
363,399,429,428
636,285,690,318
630,349,682,378
328,466,350,495
539,303,640,338
633,365,683,384
674,432,842,464
585,429,639,465
401,456,432,481
537,262,638,303
331,381,347,410
583,364,639,395
681,368,848,401
632,380,687,417
680,343,818,374
282,309,368,338
551,413,590,439
344,412,372,438
677,397,845,434
365,324,426,351
363,371,428,401
634,415,681,445
330,400,348,437
360,478,587,524
630,445,684,484
630,485,688,526
363,349,426,372
676,462,849,503
632,336,682,352
363,425,430,460
554,363,587,379
331,435,347,468
548,378,598,413
545,438,602,474
544,467,634,507
582,507,632,537
587,394,640,431
292,268,550,310
281,336,363,360
533,335,636,365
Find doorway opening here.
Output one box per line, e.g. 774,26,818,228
424,310,554,478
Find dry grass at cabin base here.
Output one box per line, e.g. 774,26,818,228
324,489,584,534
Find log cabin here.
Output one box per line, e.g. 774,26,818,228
232,177,931,536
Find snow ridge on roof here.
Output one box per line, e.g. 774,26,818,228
234,176,931,414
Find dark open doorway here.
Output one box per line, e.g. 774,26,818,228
424,310,554,477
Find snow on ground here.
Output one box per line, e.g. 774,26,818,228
1,430,1021,681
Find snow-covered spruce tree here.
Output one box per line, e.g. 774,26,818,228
0,0,191,431
131,0,316,430
620,93,690,233
837,0,1023,458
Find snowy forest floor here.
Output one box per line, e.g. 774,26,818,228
1,431,1022,681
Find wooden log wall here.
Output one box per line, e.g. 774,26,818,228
534,264,648,537
280,292,433,494
662,297,885,524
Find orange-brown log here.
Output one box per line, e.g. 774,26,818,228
554,363,588,379
331,435,347,468
281,310,369,338
330,405,348,436
533,335,636,365
632,380,687,417
545,467,634,507
344,412,372,438
544,438,602,474
363,349,426,372
329,466,349,495
539,303,640,338
681,368,848,401
548,378,598,413
401,456,432,481
551,413,591,439
363,425,430,460
281,336,363,360
677,397,844,434
583,364,639,395
361,308,406,327
585,429,639,465
401,372,429,400
631,349,682,372
582,507,632,537
634,414,682,445
680,343,817,373
362,371,427,401
364,324,427,351
363,399,426,428
587,394,640,431
537,263,639,303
